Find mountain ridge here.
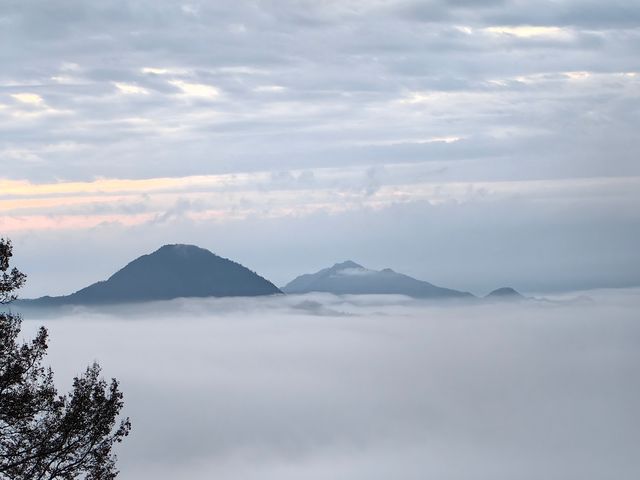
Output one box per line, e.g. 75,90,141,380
18,249,525,307
282,260,474,299
22,244,282,306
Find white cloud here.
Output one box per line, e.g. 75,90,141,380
454,25,473,35
416,136,461,144
253,85,286,93
484,25,572,39
228,23,247,34
399,91,442,104
114,82,150,95
11,93,44,105
50,75,84,85
141,67,189,75
564,71,591,80
168,80,220,99
218,66,268,75
181,4,199,16
355,136,462,146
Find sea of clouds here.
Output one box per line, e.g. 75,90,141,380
17,289,640,479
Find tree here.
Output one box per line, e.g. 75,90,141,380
0,238,131,479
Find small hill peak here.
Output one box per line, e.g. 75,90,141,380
486,287,523,299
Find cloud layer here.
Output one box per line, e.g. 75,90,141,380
18,289,640,479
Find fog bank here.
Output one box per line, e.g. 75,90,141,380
19,289,640,479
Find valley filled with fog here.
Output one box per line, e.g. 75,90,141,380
18,289,640,480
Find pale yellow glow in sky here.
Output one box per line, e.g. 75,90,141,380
169,80,220,98
11,93,44,105
0,175,234,197
1,174,639,232
141,67,169,75
564,71,591,80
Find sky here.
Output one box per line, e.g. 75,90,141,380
1,0,640,296
19,288,640,479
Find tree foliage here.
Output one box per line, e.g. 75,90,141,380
0,238,131,479
0,240,26,305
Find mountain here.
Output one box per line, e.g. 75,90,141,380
25,244,281,306
282,261,473,299
485,287,524,300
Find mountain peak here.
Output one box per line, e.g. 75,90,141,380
155,244,207,255
159,243,197,250
283,262,473,299
331,260,363,271
27,244,281,306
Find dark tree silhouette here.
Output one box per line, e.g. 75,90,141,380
0,238,131,479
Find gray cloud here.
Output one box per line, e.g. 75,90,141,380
2,0,638,181
2,0,638,293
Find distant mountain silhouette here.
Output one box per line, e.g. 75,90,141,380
282,261,473,299
485,287,524,300
24,244,281,306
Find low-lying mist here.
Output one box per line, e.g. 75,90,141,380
19,289,640,479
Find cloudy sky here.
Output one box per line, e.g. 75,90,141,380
2,0,639,297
